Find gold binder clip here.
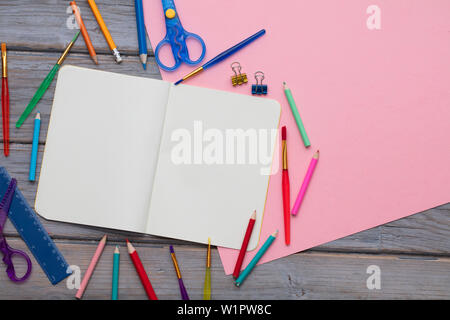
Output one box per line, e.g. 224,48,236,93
231,62,248,86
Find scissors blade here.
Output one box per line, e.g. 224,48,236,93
0,179,16,228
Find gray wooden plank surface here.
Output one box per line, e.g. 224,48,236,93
1,146,449,257
0,239,448,300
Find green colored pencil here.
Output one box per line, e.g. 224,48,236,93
16,31,80,128
111,245,120,300
235,230,278,287
283,82,311,147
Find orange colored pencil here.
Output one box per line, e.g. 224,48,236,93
70,1,98,65
126,239,158,300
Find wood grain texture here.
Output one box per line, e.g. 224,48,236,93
0,0,448,299
0,239,448,300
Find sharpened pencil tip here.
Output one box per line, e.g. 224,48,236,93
272,230,279,237
93,56,99,65
114,245,120,254
251,210,256,220
142,63,147,70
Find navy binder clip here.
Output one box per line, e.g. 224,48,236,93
251,71,267,95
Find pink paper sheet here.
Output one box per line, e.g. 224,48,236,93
143,0,450,274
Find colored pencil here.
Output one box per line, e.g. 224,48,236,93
70,1,98,65
281,126,290,245
16,31,80,128
175,29,266,85
111,245,120,300
76,235,107,299
292,150,319,215
235,231,278,287
126,239,158,300
134,0,148,70
1,43,9,157
203,238,211,300
87,0,122,64
283,82,311,147
29,112,41,182
169,245,189,300
232,211,256,279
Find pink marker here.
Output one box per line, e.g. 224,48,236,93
292,151,319,216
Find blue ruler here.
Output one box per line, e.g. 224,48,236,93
0,167,72,285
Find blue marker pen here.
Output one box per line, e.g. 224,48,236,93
29,112,41,181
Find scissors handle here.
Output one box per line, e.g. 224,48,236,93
0,240,32,283
155,36,182,71
155,27,206,71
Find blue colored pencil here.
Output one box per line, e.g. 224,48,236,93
29,112,41,181
235,230,278,287
112,245,120,300
134,0,148,70
175,29,266,85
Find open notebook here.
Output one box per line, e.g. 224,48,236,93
35,66,281,250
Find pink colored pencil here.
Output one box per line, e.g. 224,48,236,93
291,151,319,216
75,235,107,299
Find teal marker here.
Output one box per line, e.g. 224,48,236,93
112,246,120,300
235,230,278,287
29,112,41,181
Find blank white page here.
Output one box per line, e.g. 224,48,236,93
35,66,170,232
147,84,281,249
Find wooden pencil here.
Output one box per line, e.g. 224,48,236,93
75,235,107,299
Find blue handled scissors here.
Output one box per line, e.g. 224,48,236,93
155,0,206,71
0,179,32,283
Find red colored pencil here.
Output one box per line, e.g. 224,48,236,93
1,43,9,157
281,126,290,245
232,210,256,279
126,239,158,300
